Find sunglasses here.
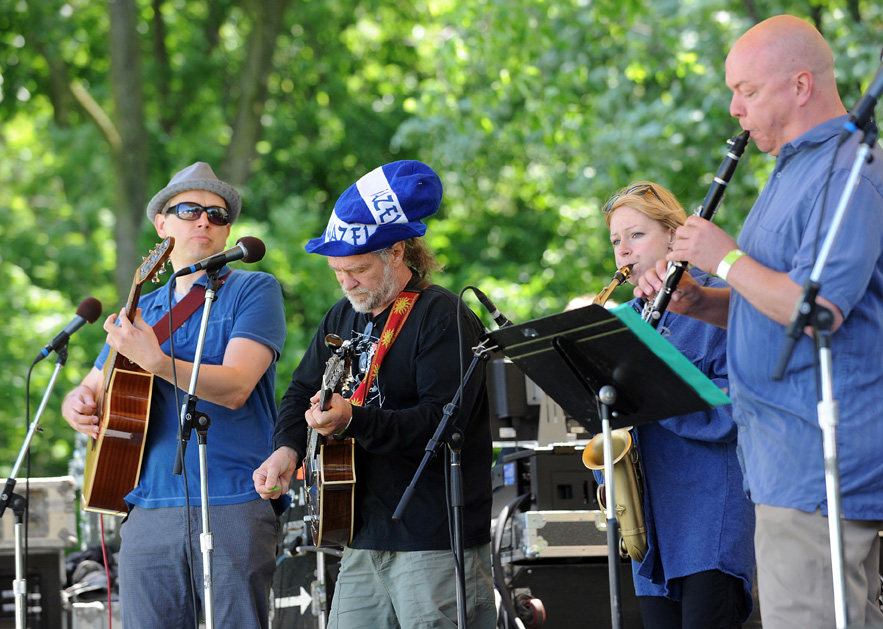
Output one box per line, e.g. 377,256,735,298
165,201,230,226
602,184,663,214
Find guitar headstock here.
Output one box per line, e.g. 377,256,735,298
319,334,353,411
138,237,175,286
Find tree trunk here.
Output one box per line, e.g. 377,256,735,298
151,0,172,136
222,0,290,186
109,0,150,302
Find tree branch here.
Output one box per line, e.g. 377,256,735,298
68,79,123,153
222,0,290,186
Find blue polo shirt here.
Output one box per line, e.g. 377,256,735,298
729,116,883,519
95,267,287,508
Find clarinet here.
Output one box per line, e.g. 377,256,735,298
642,130,750,327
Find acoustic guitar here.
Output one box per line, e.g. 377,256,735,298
303,334,356,548
81,237,174,515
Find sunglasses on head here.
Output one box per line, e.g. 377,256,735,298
165,201,230,226
603,184,663,214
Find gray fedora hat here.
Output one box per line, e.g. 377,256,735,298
146,162,241,223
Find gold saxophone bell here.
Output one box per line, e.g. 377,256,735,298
583,429,648,562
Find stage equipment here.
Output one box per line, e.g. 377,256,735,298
486,304,730,629
271,490,340,629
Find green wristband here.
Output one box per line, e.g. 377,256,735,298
716,248,745,281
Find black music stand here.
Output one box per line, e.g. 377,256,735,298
486,303,729,628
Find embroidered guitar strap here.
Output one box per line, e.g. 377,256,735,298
151,271,232,346
349,287,424,407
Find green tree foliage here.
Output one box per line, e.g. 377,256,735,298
0,0,880,477
393,0,882,315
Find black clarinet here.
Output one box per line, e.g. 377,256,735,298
641,130,750,327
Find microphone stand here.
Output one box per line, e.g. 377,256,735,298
772,124,878,629
0,346,69,629
553,335,624,628
291,545,345,628
597,385,624,629
392,336,494,629
171,268,221,629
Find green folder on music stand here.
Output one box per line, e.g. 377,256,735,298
485,303,730,433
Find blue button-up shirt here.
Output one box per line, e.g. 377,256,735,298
729,116,883,519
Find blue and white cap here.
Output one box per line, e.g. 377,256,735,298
305,160,443,256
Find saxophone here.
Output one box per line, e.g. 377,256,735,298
583,427,647,561
582,263,648,562
591,264,633,306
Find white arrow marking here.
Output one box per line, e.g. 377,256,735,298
274,586,312,614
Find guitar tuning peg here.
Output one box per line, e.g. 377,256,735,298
151,276,162,284
142,256,147,262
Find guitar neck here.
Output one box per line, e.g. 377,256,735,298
319,388,333,411
124,277,144,323
104,271,146,374
102,237,173,380
319,350,350,412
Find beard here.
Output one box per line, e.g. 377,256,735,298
344,258,400,314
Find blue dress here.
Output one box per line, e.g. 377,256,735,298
595,268,755,619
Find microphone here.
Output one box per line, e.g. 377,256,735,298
472,287,513,328
839,47,883,144
175,236,266,277
34,297,103,363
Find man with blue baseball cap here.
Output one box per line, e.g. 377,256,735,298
254,160,496,627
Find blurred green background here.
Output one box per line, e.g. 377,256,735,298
1,0,881,477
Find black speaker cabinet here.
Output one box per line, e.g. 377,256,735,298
509,559,643,628
270,549,340,629
501,445,599,512
0,549,64,629
270,494,340,628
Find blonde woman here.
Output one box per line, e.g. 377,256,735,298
597,181,755,628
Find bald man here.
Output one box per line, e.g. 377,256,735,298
634,15,883,629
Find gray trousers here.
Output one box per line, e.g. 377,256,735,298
118,499,279,629
755,504,883,629
327,543,496,628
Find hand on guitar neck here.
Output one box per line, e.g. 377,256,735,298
307,390,352,437
102,306,165,375
308,334,354,437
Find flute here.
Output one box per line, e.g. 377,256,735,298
642,130,750,327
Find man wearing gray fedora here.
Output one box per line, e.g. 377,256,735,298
62,162,287,628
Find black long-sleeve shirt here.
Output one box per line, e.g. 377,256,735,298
275,276,492,551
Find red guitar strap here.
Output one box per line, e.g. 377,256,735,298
151,271,232,346
348,282,428,407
